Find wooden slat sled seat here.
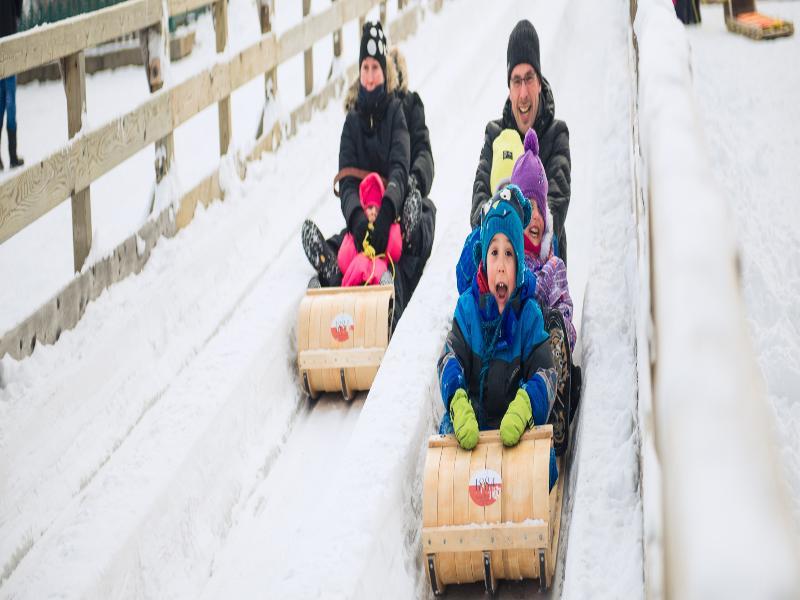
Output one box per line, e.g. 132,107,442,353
296,284,394,400
421,427,565,595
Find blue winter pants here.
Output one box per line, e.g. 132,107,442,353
0,76,18,132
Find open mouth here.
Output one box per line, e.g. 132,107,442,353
495,282,509,301
518,104,532,118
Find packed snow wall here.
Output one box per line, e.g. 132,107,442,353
634,1,800,599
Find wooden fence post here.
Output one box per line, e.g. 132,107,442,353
332,0,342,67
141,16,174,187
303,0,313,97
59,51,91,272
214,0,232,155
259,0,277,99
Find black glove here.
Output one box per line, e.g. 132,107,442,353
348,210,370,249
369,199,396,254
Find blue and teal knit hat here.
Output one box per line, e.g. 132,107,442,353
477,184,531,289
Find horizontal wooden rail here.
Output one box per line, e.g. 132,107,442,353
422,522,548,553
0,0,384,244
0,0,219,79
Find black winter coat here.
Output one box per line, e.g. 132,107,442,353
339,92,410,228
395,88,434,198
471,77,571,260
1,0,22,37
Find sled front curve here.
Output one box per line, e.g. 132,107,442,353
296,284,394,400
421,427,564,595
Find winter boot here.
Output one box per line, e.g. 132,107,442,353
402,178,422,251
569,364,582,424
544,309,572,457
301,219,341,286
8,130,24,168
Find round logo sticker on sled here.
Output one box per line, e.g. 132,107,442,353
330,313,355,343
469,469,502,507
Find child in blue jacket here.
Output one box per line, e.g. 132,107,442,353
438,185,558,473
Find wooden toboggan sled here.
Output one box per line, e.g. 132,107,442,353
296,284,394,400
422,426,565,595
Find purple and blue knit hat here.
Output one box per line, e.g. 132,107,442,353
510,128,548,223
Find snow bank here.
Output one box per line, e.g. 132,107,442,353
634,1,800,598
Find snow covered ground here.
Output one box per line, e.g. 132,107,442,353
0,0,798,598
686,0,800,540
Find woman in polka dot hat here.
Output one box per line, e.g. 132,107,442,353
302,21,427,329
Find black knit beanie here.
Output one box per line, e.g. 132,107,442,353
359,21,387,77
506,19,541,85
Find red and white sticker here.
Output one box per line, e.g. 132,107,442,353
330,312,355,342
469,469,502,507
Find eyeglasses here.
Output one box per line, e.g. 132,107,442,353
510,73,537,90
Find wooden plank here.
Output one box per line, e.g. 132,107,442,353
502,444,521,580
422,522,548,554
304,283,392,296
452,449,473,583
175,171,221,230
437,446,457,584
0,0,163,79
468,443,488,580
214,0,231,156
297,347,385,370
303,0,314,97
427,427,554,449
168,0,217,15
0,90,171,244
0,0,389,245
278,0,377,64
485,440,504,579
60,51,92,272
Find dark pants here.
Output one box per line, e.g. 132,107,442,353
327,197,436,330
0,76,18,132
675,0,701,24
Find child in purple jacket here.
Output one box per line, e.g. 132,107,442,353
511,129,576,351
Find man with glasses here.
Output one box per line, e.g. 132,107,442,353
470,19,571,264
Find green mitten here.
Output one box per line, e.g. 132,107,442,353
450,389,479,450
500,388,533,446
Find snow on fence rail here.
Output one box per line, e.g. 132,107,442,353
0,0,422,360
633,1,800,598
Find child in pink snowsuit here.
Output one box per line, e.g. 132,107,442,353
337,172,403,286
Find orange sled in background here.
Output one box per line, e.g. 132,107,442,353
724,0,794,39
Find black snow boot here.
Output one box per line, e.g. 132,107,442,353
301,219,341,287
8,129,24,168
544,309,572,457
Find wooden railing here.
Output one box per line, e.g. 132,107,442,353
0,0,413,263
0,0,424,359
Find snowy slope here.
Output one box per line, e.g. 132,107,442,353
3,0,799,598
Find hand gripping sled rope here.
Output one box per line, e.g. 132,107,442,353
296,284,394,400
724,0,794,40
422,427,565,595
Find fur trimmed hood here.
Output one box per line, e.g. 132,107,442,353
344,47,406,112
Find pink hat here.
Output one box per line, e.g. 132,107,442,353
359,172,385,211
